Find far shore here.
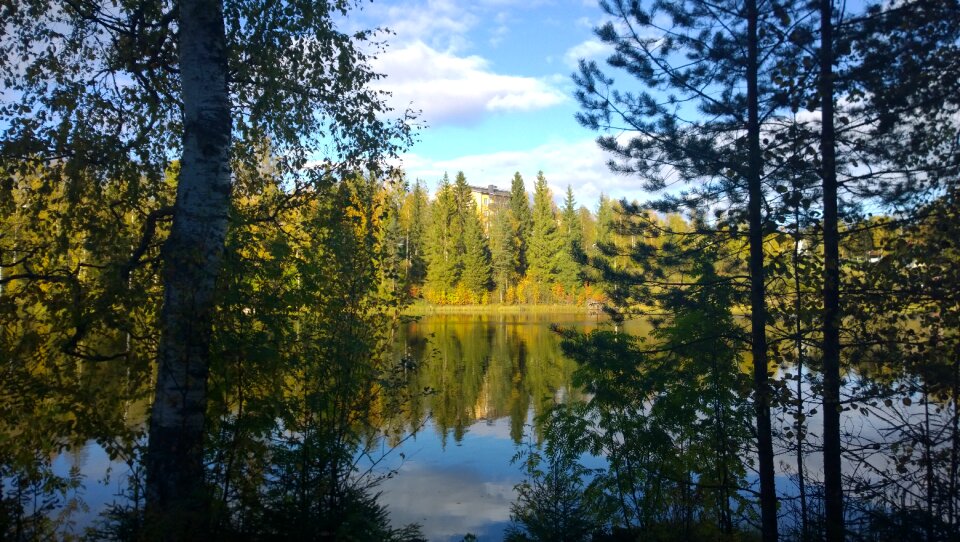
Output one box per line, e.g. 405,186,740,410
401,303,600,316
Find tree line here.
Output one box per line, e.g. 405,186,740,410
378,170,592,306
378,169,711,308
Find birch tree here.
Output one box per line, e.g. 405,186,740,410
1,0,410,535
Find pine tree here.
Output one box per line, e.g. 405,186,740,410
509,172,533,277
572,1,806,536
527,172,560,285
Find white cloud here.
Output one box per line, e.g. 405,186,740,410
378,463,515,539
363,0,475,52
399,137,652,208
563,38,611,68
372,40,567,126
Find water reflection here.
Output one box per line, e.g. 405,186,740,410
378,313,627,540
2,312,622,539
6,312,952,540
391,314,615,447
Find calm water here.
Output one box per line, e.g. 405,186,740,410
375,313,632,540
42,313,630,540
33,313,923,539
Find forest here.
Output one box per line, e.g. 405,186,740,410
1,0,959,541
379,169,634,307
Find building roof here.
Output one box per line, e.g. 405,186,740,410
469,184,511,198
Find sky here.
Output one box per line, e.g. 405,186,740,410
346,0,641,208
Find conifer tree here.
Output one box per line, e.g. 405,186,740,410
453,171,473,233
596,194,614,248
527,172,560,284
401,179,429,287
557,186,583,294
561,186,584,248
425,175,459,301
572,1,808,536
509,172,533,277
489,204,518,303
379,181,406,301
460,197,493,297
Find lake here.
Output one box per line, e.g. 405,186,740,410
16,312,937,540
31,312,627,540
375,313,633,541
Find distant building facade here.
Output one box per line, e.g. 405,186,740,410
470,184,510,228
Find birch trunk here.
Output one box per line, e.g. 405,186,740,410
144,0,231,536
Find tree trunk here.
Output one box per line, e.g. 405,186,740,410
145,0,232,537
820,0,844,540
794,208,809,542
747,1,779,540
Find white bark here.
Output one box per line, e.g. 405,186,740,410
145,0,232,534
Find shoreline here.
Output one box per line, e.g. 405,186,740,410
401,303,597,316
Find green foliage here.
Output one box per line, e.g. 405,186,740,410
527,172,561,284
425,175,460,302
201,172,426,540
505,420,605,542
509,172,534,278
519,245,753,539
489,204,519,303
401,179,430,287
556,186,583,294
460,199,493,295
412,171,596,306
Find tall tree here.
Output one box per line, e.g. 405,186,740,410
425,175,459,301
744,1,779,538
527,171,560,284
595,194,614,248
571,1,810,537
401,179,430,287
509,172,533,277
557,185,583,294
378,178,407,302
144,1,233,531
1,1,410,530
460,197,493,297
489,203,518,303
819,1,843,539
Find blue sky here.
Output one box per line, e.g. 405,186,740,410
349,0,644,207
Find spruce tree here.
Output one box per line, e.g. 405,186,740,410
527,172,560,284
460,197,493,297
425,175,459,301
379,181,406,301
489,204,518,303
509,172,533,277
557,185,583,294
453,171,473,232
595,194,614,248
402,179,430,287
